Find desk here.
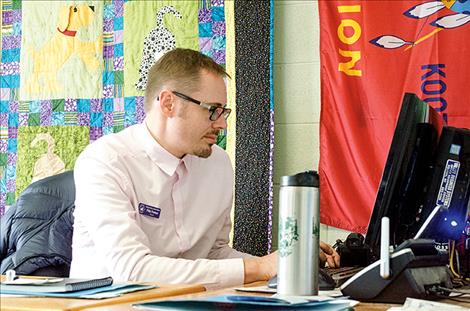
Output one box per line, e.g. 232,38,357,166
0,283,205,311
87,281,470,311
3,281,469,311
85,282,401,311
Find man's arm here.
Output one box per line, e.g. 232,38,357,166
206,207,277,283
204,191,339,283
207,212,254,259
243,252,277,283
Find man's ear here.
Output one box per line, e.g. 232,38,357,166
158,90,175,117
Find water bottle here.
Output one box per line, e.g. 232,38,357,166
277,170,320,296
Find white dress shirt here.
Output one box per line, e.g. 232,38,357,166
70,120,250,289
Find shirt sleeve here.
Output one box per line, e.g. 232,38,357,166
205,147,256,261
207,210,256,260
73,154,245,290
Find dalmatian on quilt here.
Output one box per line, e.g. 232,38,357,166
135,6,182,91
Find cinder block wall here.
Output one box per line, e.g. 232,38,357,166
272,1,351,249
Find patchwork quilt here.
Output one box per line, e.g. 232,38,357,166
0,0,231,213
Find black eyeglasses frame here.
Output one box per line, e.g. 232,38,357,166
172,91,231,121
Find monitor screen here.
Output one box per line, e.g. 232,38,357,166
364,93,444,259
417,126,470,241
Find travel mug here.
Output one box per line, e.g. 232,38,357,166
277,170,320,296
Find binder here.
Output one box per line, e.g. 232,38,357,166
0,276,113,293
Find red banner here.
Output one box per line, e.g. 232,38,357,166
319,0,470,233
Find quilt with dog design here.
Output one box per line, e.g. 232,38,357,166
0,0,232,213
19,2,103,100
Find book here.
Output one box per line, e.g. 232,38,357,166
1,283,157,299
0,276,113,293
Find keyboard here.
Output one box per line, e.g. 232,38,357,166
267,266,364,290
325,266,364,287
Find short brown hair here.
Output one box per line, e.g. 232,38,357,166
143,48,229,113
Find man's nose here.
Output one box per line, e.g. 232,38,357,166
212,115,228,129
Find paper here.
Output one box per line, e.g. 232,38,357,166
271,294,333,304
133,294,359,310
388,297,469,310
81,284,157,299
235,285,344,297
234,285,276,293
2,277,64,285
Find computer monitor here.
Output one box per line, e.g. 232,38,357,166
364,93,445,258
342,93,469,303
415,126,470,241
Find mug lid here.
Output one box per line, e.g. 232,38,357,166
280,170,319,187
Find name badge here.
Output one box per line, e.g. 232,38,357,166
138,203,161,219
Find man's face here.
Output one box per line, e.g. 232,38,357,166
170,70,228,158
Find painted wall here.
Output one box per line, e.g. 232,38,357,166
272,1,351,249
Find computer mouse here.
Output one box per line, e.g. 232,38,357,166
267,268,336,291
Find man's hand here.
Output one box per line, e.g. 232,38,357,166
243,251,277,284
320,241,340,268
243,241,340,284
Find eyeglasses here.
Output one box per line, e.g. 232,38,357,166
172,91,231,121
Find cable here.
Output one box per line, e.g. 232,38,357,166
449,240,461,278
452,277,469,288
427,286,470,303
455,247,461,274
432,294,470,303
332,239,342,251
436,286,470,295
436,296,470,303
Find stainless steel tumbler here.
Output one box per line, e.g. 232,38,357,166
277,171,320,296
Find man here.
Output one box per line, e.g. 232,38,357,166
70,48,339,289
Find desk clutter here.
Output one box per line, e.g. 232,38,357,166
1,281,205,311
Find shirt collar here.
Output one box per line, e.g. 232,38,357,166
139,119,193,176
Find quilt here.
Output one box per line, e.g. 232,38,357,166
1,0,231,213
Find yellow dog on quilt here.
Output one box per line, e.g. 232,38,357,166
25,4,102,94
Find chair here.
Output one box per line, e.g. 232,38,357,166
0,171,75,277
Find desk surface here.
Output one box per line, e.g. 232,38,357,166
0,283,205,311
86,282,401,311
3,281,469,311
87,281,470,311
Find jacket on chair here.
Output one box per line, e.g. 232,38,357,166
0,171,75,277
